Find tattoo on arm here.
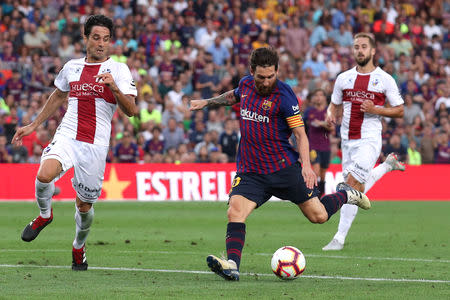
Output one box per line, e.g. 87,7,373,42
206,90,239,107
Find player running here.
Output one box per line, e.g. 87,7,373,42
190,47,370,281
13,15,138,270
322,33,405,251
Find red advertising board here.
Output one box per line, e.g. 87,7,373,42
0,164,448,201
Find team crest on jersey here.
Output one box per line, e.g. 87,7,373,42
262,99,272,110
372,78,379,87
101,68,111,74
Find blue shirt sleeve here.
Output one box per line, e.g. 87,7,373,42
278,82,301,118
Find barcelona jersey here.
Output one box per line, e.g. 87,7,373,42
234,75,304,174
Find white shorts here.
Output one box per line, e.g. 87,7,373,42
341,136,382,184
41,134,108,203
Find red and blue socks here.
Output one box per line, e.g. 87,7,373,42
320,192,348,220
226,222,246,270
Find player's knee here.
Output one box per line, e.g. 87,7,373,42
307,212,328,224
227,205,245,222
77,201,92,213
36,172,54,183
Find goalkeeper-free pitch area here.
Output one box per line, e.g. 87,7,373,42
0,201,448,299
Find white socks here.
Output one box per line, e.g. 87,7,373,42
364,162,390,193
334,161,391,244
35,179,55,219
73,205,94,249
334,203,358,244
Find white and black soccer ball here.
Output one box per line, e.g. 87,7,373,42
271,246,306,280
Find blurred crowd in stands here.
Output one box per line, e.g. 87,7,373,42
0,0,448,165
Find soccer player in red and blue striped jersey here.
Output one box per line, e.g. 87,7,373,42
190,47,371,281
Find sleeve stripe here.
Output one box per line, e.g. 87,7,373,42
286,115,304,128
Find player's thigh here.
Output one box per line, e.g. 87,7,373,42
38,136,74,182
343,137,381,184
270,162,319,204
297,197,328,224
37,159,63,183
72,142,108,203
229,172,271,208
228,195,257,222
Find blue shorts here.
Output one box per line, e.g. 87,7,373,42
229,162,318,207
310,150,331,169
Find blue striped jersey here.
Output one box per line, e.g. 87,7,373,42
234,75,304,174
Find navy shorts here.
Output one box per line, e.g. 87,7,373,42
310,150,331,169
229,162,318,207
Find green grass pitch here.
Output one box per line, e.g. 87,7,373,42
0,201,448,299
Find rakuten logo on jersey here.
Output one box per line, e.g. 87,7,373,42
240,108,269,123
344,90,375,101
71,82,104,96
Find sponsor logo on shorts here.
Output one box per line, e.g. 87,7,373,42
354,163,369,173
77,183,102,194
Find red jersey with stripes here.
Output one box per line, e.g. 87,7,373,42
234,75,304,174
54,57,137,146
331,66,403,140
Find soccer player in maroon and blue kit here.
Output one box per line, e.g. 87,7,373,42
190,47,371,281
305,89,333,197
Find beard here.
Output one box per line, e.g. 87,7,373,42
356,54,372,67
255,81,276,97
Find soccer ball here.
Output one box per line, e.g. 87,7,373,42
271,246,306,280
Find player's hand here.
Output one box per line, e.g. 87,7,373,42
12,124,36,146
95,73,117,90
360,100,375,113
325,113,337,126
301,164,317,190
311,119,320,127
189,99,207,111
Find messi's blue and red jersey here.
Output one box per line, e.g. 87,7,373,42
234,75,304,174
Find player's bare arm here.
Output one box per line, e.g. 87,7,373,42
292,126,317,189
360,101,404,118
95,73,138,117
190,90,238,111
326,103,343,125
13,88,68,146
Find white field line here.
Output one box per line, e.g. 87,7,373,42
0,264,448,284
1,248,449,263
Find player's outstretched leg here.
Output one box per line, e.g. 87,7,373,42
21,208,53,242
206,255,240,281
337,182,371,210
72,244,88,271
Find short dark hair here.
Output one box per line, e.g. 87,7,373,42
354,32,376,48
84,15,114,38
249,47,279,72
